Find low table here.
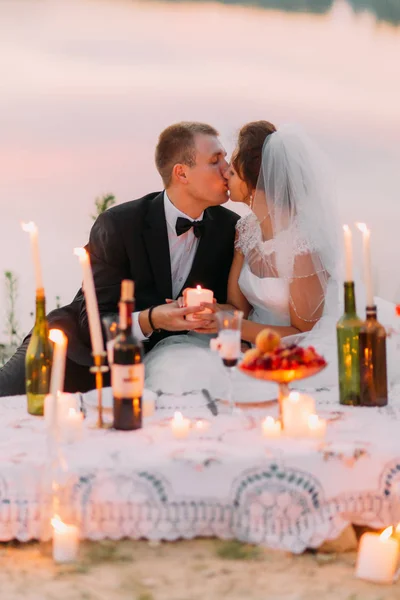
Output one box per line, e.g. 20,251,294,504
1,385,400,553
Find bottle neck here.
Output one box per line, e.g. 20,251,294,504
365,305,377,321
343,281,356,315
119,300,133,332
35,292,46,323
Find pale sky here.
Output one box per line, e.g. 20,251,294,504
0,0,399,337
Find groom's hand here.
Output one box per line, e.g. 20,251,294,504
139,303,201,335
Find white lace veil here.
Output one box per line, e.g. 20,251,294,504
248,124,342,327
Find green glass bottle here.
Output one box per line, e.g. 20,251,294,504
25,289,53,415
359,305,388,407
336,281,363,405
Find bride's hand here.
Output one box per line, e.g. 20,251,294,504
192,301,220,334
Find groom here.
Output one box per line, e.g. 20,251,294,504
0,122,239,396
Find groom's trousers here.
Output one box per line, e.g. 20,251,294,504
0,337,110,397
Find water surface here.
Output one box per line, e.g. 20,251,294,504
0,0,399,338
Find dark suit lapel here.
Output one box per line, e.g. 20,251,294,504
143,192,173,301
178,208,216,294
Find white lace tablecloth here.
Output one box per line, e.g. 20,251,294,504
2,384,400,553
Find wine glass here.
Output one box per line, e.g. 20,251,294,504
213,310,243,413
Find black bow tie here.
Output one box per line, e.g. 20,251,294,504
175,216,206,238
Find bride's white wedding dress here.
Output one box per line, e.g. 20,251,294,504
144,213,342,401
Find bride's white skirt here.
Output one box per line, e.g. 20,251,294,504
144,297,400,401
144,333,277,403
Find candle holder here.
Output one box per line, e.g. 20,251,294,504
238,364,326,425
90,352,109,428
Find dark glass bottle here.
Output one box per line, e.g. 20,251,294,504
336,281,363,405
359,305,388,407
112,280,143,430
25,289,53,415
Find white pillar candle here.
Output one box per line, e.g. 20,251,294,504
356,527,399,584
44,392,79,428
51,515,79,563
356,223,374,307
74,248,104,356
21,221,44,291
282,392,316,436
218,329,241,360
343,224,353,282
307,414,327,439
62,407,84,444
261,416,282,438
171,411,190,439
49,329,68,399
184,285,214,322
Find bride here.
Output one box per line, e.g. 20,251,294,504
145,122,342,398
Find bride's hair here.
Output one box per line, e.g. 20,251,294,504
232,121,276,190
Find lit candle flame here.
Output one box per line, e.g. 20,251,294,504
173,411,183,422
264,416,275,426
196,285,202,291
289,392,300,403
356,222,369,234
51,515,68,534
380,526,393,541
73,247,87,258
49,329,66,345
21,221,37,233
343,224,350,232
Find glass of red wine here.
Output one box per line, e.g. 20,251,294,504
214,310,243,413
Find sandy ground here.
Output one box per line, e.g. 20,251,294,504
1,537,400,600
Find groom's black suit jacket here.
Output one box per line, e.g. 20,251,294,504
46,191,239,370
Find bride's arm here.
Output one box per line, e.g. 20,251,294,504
240,320,300,344
226,249,252,317
240,253,326,343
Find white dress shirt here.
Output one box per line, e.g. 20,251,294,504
132,191,204,341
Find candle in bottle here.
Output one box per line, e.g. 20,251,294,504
343,224,353,282
356,223,374,307
21,221,44,291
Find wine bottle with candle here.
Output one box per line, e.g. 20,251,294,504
112,280,144,430
359,305,388,407
25,288,53,415
337,281,363,405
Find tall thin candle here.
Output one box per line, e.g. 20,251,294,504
356,223,373,307
74,248,104,356
49,329,67,398
343,224,353,282
21,221,44,291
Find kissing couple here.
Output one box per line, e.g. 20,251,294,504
0,120,341,398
